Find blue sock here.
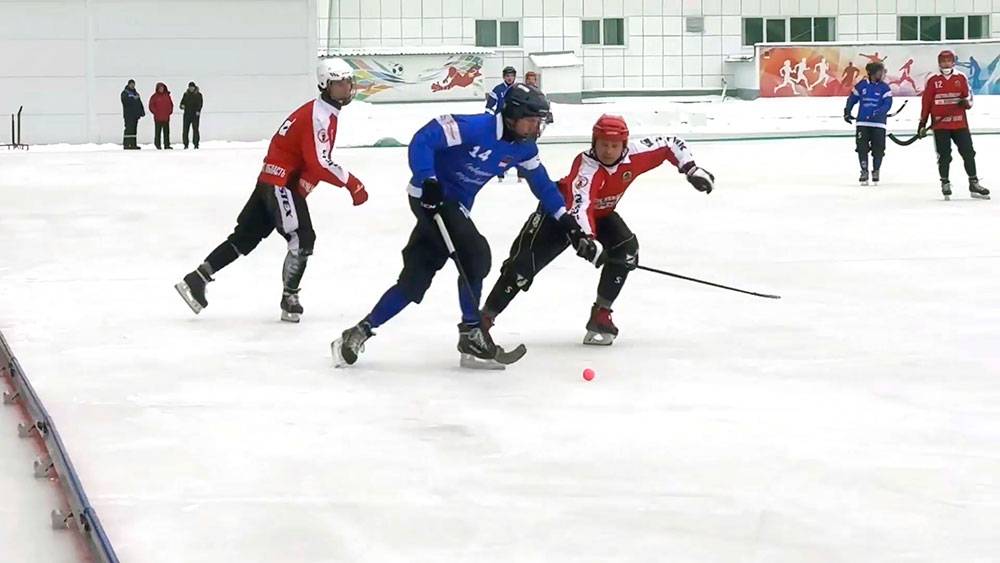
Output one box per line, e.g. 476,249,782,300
873,155,883,171
367,285,412,328
458,277,483,326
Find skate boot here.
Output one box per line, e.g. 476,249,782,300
859,170,869,186
941,179,953,201
584,304,619,346
871,169,880,185
174,265,212,314
331,320,374,367
458,323,504,370
280,290,303,323
970,178,991,200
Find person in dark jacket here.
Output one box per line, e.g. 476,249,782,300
120,79,145,150
179,81,203,149
149,82,174,149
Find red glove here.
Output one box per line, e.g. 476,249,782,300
347,175,368,206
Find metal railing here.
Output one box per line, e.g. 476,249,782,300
1,330,118,563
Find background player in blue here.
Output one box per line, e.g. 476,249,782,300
844,61,892,186
484,66,516,115
332,84,599,369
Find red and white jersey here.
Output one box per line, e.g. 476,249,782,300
258,96,361,198
559,135,695,236
921,72,972,130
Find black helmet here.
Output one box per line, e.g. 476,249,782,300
865,61,885,77
502,83,550,120
502,66,517,76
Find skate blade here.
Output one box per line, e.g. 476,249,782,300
460,353,505,370
971,193,991,200
583,331,615,346
860,181,869,186
331,338,349,368
174,282,203,314
281,311,301,323
943,194,951,201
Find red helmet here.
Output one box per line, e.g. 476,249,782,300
592,114,629,144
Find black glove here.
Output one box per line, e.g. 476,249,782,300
681,162,715,193
917,124,928,138
958,98,971,109
420,178,443,213
558,214,604,267
843,109,855,124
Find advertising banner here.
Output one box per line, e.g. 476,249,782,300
338,54,486,103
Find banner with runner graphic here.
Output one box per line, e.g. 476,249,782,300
329,54,486,103
758,41,1000,97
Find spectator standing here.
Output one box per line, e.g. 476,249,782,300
180,81,203,149
149,82,174,150
120,79,145,150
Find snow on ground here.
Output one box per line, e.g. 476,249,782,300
2,98,1000,562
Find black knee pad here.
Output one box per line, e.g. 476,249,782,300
295,228,316,255
463,235,492,282
937,151,952,165
227,231,263,255
397,267,436,303
606,233,639,265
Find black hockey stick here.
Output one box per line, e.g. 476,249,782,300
889,116,941,146
846,99,907,122
612,260,781,300
432,213,526,364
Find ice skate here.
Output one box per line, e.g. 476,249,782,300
174,266,212,314
970,178,990,200
859,170,869,186
584,304,618,346
280,290,303,323
331,321,374,367
941,179,952,201
871,169,880,185
458,323,504,370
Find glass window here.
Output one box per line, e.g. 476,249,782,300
899,16,918,40
743,18,763,46
814,17,835,41
603,18,625,46
946,16,965,40
766,18,786,42
475,20,496,47
499,21,519,46
790,18,812,42
919,16,941,41
968,15,989,39
582,19,600,45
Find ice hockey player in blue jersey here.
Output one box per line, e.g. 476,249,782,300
332,83,600,369
484,66,517,115
845,61,892,185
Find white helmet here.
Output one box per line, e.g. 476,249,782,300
317,58,357,104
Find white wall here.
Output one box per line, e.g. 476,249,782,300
319,0,1000,92
0,0,317,145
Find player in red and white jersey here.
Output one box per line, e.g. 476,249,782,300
175,58,369,322
482,114,715,345
918,50,990,200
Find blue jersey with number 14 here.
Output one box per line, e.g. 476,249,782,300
406,112,567,217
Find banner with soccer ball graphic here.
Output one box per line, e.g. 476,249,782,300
333,55,486,102
758,41,1000,98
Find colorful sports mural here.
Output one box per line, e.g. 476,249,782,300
339,55,485,102
759,42,1000,97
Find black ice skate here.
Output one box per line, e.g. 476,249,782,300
584,304,619,346
280,290,303,323
941,179,953,201
871,169,880,185
458,323,504,370
174,266,212,314
859,170,869,186
970,178,991,200
331,321,374,367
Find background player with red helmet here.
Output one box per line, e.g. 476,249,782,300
174,58,370,322
481,114,715,345
918,50,990,200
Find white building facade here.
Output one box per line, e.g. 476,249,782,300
320,0,1000,94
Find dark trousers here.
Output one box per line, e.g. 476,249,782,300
183,113,200,148
123,117,139,148
933,128,977,181
154,121,171,149
484,209,638,317
855,125,886,172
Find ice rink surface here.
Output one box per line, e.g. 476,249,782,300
2,127,1000,561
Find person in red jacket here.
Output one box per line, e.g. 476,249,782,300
918,50,990,200
149,82,174,149
481,114,715,345
174,59,369,322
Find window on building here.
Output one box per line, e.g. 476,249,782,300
766,18,786,42
475,20,497,47
898,16,918,40
743,17,763,46
968,15,989,39
582,19,600,45
499,21,519,46
919,16,941,41
790,18,812,41
946,16,965,40
813,17,835,41
603,18,625,46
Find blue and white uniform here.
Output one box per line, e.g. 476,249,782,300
484,82,512,115
845,79,893,128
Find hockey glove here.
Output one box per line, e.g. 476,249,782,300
917,124,928,138
420,178,443,213
558,214,605,267
681,162,715,193
958,98,971,109
347,175,368,206
843,109,855,124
